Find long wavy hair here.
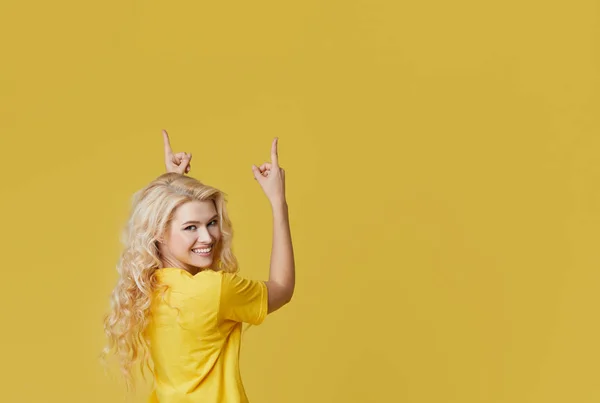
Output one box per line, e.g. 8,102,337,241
100,172,239,392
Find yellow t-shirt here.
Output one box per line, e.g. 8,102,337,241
145,267,268,403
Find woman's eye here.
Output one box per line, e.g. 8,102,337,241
209,220,218,226
185,225,197,231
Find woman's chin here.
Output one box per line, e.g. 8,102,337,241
190,254,213,267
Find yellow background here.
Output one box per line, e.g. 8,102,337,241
1,0,598,402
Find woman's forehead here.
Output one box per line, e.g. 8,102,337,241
173,200,217,221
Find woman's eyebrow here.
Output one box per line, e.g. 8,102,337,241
181,215,219,226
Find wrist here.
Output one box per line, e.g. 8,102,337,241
270,199,288,211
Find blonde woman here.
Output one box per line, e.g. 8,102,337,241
102,130,295,402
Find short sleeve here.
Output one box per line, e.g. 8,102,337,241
219,272,268,325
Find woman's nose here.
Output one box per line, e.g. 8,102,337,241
197,227,213,243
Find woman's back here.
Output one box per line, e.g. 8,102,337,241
146,268,268,403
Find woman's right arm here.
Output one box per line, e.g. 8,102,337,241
251,138,295,314
265,200,295,313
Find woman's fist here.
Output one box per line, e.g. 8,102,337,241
252,137,286,205
163,129,192,174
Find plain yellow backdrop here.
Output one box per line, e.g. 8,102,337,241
0,0,598,402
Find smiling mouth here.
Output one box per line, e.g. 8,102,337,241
192,246,212,256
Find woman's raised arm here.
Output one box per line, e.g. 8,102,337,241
251,138,295,314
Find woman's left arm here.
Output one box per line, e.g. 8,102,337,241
162,129,192,174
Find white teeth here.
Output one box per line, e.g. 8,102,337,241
192,247,212,254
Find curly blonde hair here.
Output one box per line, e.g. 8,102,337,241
100,173,239,392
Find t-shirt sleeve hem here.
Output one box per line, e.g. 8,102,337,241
254,281,268,325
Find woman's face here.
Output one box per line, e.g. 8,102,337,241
159,200,222,271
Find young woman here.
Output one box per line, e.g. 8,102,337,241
102,130,295,403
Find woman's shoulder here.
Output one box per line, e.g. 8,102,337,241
153,267,227,290
155,267,225,279
152,268,228,300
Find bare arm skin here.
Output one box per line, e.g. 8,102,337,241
251,138,295,314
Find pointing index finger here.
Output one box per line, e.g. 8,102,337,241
162,129,173,157
271,137,279,167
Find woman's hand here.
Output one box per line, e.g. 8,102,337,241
251,137,286,206
162,129,192,174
